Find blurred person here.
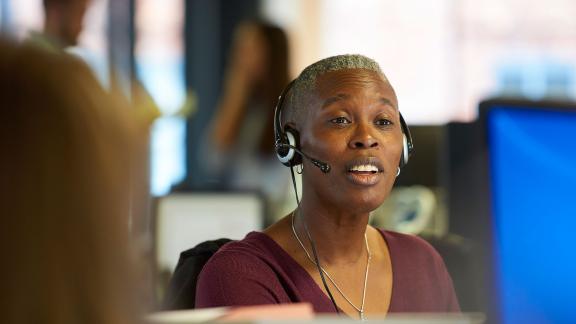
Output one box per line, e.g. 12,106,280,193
28,0,91,52
196,55,459,319
202,21,290,194
0,39,143,324
25,0,105,97
30,0,159,241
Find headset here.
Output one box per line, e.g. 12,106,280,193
274,80,414,171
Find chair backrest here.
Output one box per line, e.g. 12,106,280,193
421,233,482,312
163,238,233,310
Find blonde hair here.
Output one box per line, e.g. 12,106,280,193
283,54,388,126
0,40,141,324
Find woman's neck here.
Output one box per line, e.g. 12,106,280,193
294,197,370,266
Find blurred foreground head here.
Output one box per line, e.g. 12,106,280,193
43,0,91,47
0,39,140,324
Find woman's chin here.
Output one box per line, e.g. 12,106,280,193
332,190,388,215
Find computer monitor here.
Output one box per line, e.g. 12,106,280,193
480,99,576,324
155,192,264,274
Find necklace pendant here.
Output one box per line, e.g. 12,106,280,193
360,311,366,321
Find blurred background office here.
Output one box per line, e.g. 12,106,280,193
1,0,576,323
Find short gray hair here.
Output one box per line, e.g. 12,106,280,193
282,54,388,127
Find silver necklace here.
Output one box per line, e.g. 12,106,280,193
291,212,371,321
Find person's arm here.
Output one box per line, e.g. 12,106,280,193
210,69,251,151
195,250,286,308
210,23,265,151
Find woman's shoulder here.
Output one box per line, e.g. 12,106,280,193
375,229,461,312
377,229,444,265
196,232,292,307
196,232,282,293
206,231,278,269
378,229,435,249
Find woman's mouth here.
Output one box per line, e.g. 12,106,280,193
345,159,384,186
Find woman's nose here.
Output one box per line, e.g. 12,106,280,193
348,123,379,149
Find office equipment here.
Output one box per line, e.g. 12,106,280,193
447,99,576,323
155,192,264,274
483,100,576,324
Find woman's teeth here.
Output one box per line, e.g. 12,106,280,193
349,164,379,172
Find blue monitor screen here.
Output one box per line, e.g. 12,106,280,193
487,106,576,324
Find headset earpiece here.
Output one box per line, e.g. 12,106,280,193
400,133,409,168
398,112,414,169
276,127,302,167
276,128,296,166
274,80,303,167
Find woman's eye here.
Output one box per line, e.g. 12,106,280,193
330,117,350,124
375,118,393,126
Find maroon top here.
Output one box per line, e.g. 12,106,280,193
195,230,460,313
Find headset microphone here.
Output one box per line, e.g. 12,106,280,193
275,143,331,173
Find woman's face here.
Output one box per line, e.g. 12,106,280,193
298,69,403,213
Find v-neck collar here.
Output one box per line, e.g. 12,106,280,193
247,229,397,314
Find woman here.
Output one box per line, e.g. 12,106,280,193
202,21,291,202
196,54,459,319
0,39,142,324
210,20,289,156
